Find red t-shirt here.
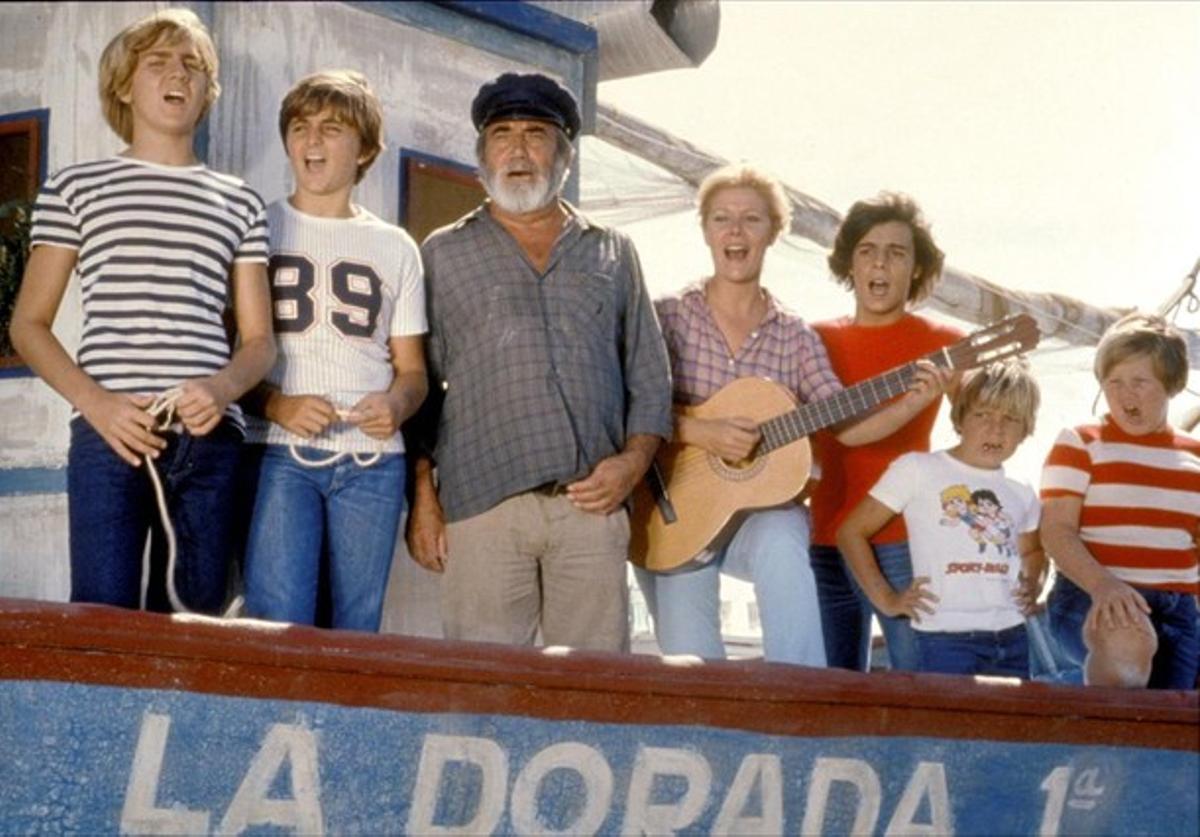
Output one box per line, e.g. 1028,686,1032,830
1041,418,1200,594
810,313,964,546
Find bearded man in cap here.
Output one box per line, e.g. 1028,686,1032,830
405,72,672,652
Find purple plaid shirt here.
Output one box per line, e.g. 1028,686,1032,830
655,284,843,407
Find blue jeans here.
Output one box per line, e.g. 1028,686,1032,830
243,445,405,632
1047,574,1200,690
1025,608,1084,684
811,542,920,672
634,506,826,666
916,624,1029,677
66,416,241,614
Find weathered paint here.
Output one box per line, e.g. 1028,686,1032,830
0,0,126,470
1,600,1196,834
441,0,600,54
206,0,583,221
0,1,597,610
4,681,1195,834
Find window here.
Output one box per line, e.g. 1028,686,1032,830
398,149,485,245
0,109,48,374
0,111,46,203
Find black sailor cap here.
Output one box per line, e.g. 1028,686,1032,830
471,72,581,140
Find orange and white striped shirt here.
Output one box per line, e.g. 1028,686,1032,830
1041,417,1200,594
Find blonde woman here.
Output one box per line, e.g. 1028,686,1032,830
635,164,948,665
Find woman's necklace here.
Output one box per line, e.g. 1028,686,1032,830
705,279,767,356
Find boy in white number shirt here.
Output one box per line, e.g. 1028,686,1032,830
837,359,1045,676
243,71,427,631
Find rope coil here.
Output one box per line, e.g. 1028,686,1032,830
287,402,385,468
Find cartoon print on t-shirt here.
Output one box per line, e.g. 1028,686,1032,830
939,483,1017,558
939,484,976,529
970,489,1016,557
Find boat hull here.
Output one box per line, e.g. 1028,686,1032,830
1,598,1196,834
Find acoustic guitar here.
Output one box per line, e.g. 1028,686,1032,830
629,313,1041,571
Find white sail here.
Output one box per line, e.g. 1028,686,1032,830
593,101,1200,364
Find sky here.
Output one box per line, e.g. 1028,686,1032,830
599,1,1200,318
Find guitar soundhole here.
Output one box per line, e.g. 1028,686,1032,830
707,452,767,482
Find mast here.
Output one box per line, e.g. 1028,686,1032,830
594,102,1200,363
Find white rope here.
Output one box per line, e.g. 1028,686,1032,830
138,387,241,618
287,405,384,469
139,387,187,613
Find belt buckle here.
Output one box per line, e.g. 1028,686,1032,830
534,481,565,497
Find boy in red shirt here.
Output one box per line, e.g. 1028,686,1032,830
811,193,962,670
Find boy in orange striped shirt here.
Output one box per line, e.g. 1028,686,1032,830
1041,313,1199,689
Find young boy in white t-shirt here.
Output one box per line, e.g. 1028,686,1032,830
837,359,1045,676
241,70,427,632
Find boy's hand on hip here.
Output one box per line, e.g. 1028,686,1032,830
880,576,939,623
1014,570,1045,615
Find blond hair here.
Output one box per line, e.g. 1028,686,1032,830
951,357,1041,439
940,484,971,505
697,164,792,243
98,8,220,143
278,70,386,184
1093,312,1189,397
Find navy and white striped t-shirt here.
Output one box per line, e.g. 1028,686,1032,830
30,156,268,424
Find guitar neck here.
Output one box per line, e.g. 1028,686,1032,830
759,348,950,453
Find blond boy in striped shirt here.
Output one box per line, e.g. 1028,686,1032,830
11,9,275,614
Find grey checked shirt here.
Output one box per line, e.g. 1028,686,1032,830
417,202,672,522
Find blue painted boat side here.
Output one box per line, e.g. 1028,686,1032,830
2,679,1195,835
1,599,1195,834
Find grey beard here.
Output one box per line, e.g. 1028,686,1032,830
482,159,570,214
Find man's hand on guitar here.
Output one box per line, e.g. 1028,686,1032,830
877,576,939,623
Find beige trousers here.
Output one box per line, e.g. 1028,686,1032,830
443,491,630,652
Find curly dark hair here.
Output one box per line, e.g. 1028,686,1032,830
827,192,945,302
